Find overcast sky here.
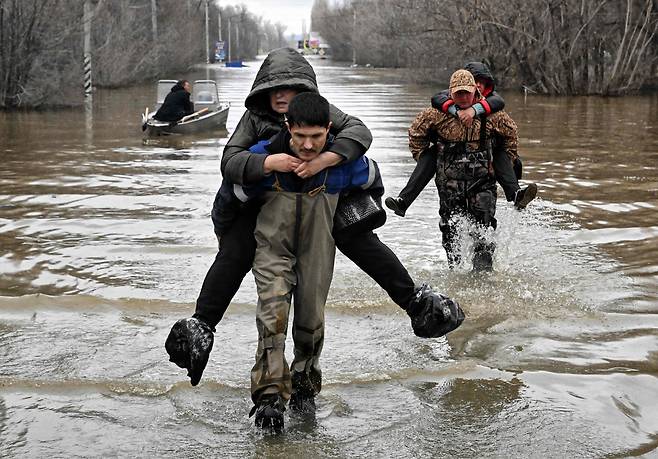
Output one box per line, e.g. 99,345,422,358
229,0,315,36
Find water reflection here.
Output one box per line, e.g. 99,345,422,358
142,129,228,149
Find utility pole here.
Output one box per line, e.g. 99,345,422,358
151,0,158,69
352,3,357,66
217,11,223,63
83,0,94,146
83,0,93,98
204,0,210,64
151,0,158,41
228,18,232,62
234,18,239,60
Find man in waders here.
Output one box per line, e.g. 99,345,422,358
238,93,423,430
408,69,519,271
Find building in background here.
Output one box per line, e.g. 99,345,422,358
294,31,330,56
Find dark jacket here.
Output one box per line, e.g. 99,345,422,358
431,62,504,115
212,129,383,236
153,83,194,122
221,47,373,185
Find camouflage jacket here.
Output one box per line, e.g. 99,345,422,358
408,107,518,162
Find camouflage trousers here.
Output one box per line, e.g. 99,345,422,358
436,176,497,270
251,191,338,405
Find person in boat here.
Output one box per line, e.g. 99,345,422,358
242,92,386,430
385,62,537,217
153,80,194,122
407,69,518,271
164,48,463,391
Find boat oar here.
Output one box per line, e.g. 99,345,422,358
141,107,149,132
179,108,209,124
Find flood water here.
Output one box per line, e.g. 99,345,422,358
1,56,657,457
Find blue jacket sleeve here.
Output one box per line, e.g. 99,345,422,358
343,157,384,197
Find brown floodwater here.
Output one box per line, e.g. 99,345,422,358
0,56,657,457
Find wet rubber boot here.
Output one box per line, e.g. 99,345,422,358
289,371,317,415
472,250,494,272
405,284,465,338
289,392,316,414
165,317,214,386
446,250,461,269
514,183,538,210
472,238,495,272
250,394,286,432
385,197,407,217
439,218,461,268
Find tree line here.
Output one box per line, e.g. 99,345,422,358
0,0,288,109
311,0,658,95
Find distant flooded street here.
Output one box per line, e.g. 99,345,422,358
1,57,657,457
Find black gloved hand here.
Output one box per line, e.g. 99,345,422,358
406,284,465,338
165,318,214,386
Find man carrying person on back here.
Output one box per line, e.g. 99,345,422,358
165,48,464,391
385,62,536,217
244,93,387,430
407,69,519,271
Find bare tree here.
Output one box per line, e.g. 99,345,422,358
312,0,658,94
0,0,82,108
1,0,279,109
261,20,289,52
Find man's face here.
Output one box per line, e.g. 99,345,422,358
452,90,476,109
270,88,299,114
287,123,331,161
183,81,192,93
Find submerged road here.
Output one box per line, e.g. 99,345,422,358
0,56,657,457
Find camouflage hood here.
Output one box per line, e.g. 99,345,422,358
245,47,319,118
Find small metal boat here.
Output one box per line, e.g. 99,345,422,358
142,80,230,137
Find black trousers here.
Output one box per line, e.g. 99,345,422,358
398,146,521,207
493,150,521,201
399,146,439,206
194,205,416,328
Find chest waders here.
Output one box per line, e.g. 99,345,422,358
436,118,498,271
250,175,338,407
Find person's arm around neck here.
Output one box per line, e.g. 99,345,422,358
327,104,372,163
263,153,302,174
293,151,342,178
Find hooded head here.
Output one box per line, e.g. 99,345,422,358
171,80,191,93
245,47,319,118
463,62,495,95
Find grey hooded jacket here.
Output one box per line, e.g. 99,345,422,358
221,47,373,185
